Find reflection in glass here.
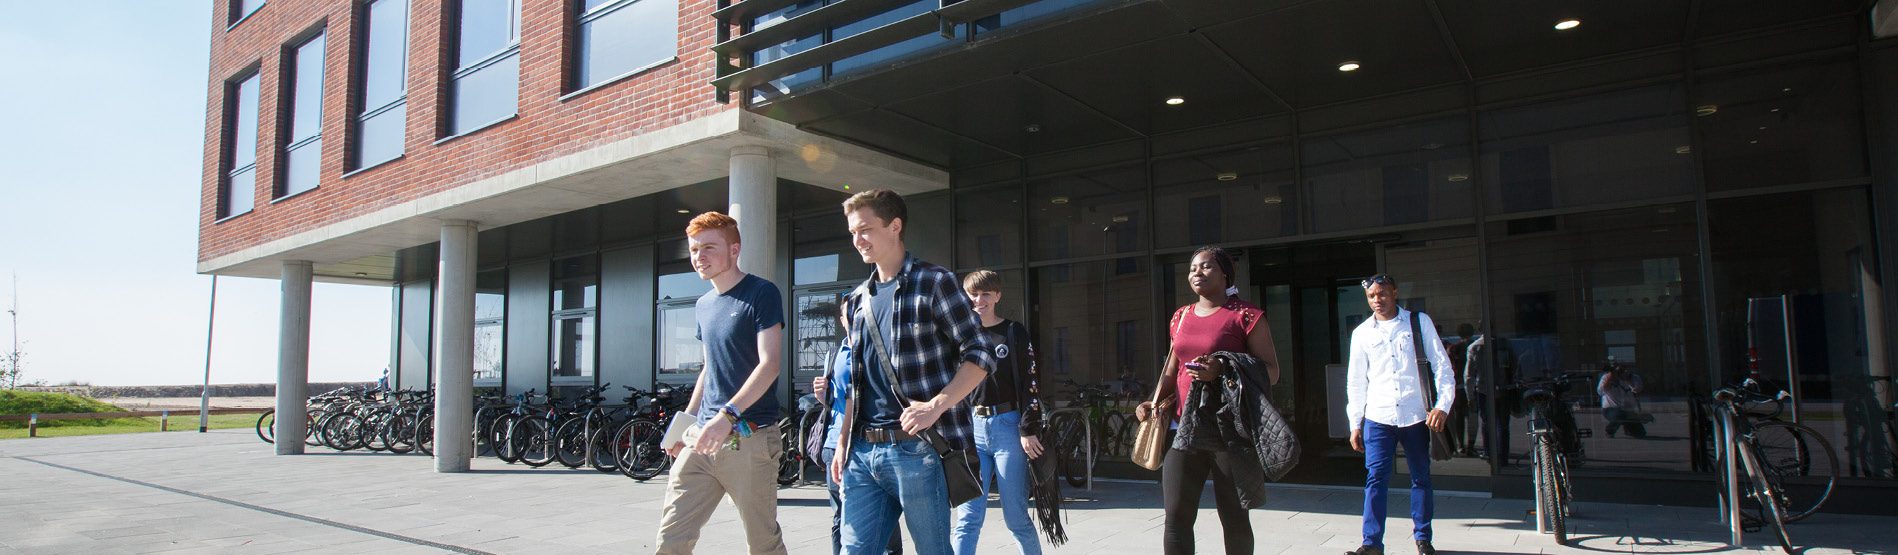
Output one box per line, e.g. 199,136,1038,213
831,1,956,78
450,0,519,135
356,102,406,169
231,73,259,171
659,271,711,300
552,255,599,310
226,169,255,217
1480,85,1691,214
475,269,506,320
1697,62,1867,191
1708,187,1886,478
791,291,846,394
1485,204,1705,474
473,322,503,382
451,51,519,134
287,32,325,147
576,0,678,89
749,1,823,103
1032,260,1150,462
1028,165,1145,262
794,212,870,286
361,0,410,110
1303,118,1471,232
551,314,595,378
1154,143,1296,247
658,303,702,375
957,185,1021,269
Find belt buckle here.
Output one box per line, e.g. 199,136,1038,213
864,428,889,443
974,405,992,417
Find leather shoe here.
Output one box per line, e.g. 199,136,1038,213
1343,546,1383,555
1417,540,1436,555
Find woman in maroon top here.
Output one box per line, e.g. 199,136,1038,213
1136,246,1281,555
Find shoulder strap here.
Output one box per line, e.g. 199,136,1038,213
859,296,914,408
1410,310,1438,408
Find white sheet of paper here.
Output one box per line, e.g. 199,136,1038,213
662,411,697,447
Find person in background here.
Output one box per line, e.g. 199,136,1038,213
813,301,904,555
1448,323,1476,456
1599,360,1646,439
951,270,1044,555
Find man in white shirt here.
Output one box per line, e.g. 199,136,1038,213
1343,274,1456,555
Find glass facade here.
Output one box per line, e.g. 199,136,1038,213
352,0,410,170
221,71,259,219
575,0,678,91
449,0,520,135
281,32,325,199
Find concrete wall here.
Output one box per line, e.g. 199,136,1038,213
504,259,550,395
396,280,432,391
599,245,656,393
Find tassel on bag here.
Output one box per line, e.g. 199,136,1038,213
1028,449,1068,546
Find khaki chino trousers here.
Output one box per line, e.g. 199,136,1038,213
654,423,789,555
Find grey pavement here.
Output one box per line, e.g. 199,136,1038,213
0,430,1890,555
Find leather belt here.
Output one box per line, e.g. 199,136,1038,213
972,402,1017,418
860,428,918,443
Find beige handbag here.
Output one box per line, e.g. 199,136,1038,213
1131,398,1173,470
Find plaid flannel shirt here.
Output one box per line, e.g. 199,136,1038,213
845,254,997,450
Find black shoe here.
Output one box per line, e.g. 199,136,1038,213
1417,540,1436,555
1344,546,1383,555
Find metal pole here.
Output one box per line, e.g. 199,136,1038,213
1714,406,1728,524
200,276,217,433
1084,416,1094,491
1724,408,1742,547
1780,294,1802,424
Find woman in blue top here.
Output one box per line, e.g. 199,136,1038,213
814,300,903,555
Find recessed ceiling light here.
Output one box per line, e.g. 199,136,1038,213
1025,124,1041,133
1770,108,1781,112
1750,140,1760,144
1447,173,1469,182
1695,105,1718,116
1051,196,1069,204
1421,142,1444,150
1216,172,1239,181
1262,196,1284,204
676,209,690,214
1337,61,1361,72
1165,97,1185,105
1758,126,1768,131
355,272,368,277
1675,146,1692,155
1554,20,1581,30
1111,215,1130,223
1782,88,1792,93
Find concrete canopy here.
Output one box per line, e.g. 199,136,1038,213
196,110,946,282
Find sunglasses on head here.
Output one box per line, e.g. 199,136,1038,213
1360,275,1393,289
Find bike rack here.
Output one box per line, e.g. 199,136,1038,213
1048,408,1093,491
1714,405,1742,547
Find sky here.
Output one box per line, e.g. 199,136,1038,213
0,2,392,386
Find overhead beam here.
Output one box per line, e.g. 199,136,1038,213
1876,0,1897,38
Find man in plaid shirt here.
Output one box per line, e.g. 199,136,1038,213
830,189,995,555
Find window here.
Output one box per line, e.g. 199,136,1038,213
449,0,520,135
280,32,325,198
551,255,598,382
220,70,260,219
1027,165,1146,262
1153,143,1297,247
748,0,823,103
1303,117,1472,232
657,301,702,379
352,0,410,170
1696,62,1867,191
473,269,506,383
1479,85,1692,214
574,0,678,91
230,0,264,25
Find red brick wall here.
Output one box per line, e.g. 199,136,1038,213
199,0,733,263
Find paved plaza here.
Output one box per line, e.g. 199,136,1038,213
1,430,1891,555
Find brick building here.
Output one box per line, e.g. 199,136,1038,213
201,0,1898,507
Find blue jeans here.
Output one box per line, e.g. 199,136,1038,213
841,437,952,555
951,411,1041,555
1362,420,1434,548
823,447,902,555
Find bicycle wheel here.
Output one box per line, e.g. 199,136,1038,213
382,413,416,454
777,417,801,486
1101,412,1131,458
323,413,364,451
1737,441,1795,554
589,424,623,473
619,418,669,481
1537,439,1567,545
304,409,328,447
491,414,523,463
359,412,392,452
1047,411,1089,487
256,410,275,444
511,416,555,467
415,411,434,456
552,418,591,469
1752,421,1837,523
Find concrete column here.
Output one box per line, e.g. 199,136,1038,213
434,220,477,472
729,146,777,280
275,260,313,455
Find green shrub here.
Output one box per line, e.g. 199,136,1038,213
0,391,138,428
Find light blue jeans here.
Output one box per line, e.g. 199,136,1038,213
951,411,1041,555
841,437,952,555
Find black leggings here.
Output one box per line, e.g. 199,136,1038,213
1161,446,1253,555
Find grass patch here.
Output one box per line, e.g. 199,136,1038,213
0,413,257,439
0,390,142,428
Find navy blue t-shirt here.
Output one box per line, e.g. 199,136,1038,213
695,274,784,427
857,276,903,430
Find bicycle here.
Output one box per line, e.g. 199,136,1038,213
610,383,693,481
1513,373,1591,546
776,393,826,486
1710,379,1798,553
1047,379,1133,487
1711,378,1837,523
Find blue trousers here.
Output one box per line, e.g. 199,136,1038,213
822,447,902,555
951,411,1041,555
1362,420,1434,548
841,438,952,555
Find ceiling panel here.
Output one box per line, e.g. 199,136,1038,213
1027,34,1287,135
1434,2,1689,78
803,109,1016,168
1694,0,1864,39
885,75,1141,156
1197,0,1462,108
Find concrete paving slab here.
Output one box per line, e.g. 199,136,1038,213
2,429,1893,555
